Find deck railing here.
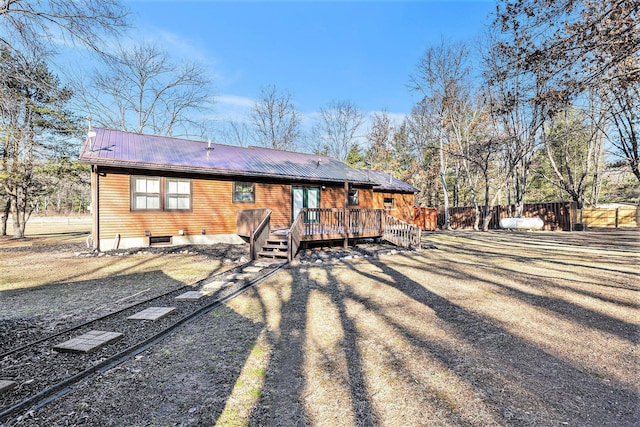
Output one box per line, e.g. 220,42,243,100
300,208,384,238
288,212,304,262
236,208,271,237
237,208,272,260
243,208,421,262
349,208,384,235
383,214,421,248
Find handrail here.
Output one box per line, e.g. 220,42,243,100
288,210,304,261
236,208,271,237
383,214,421,248
249,209,272,261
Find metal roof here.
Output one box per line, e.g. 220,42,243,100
79,128,379,185
360,170,419,193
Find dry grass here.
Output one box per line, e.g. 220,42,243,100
0,216,241,322
8,229,640,426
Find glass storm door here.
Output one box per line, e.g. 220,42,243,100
292,186,320,223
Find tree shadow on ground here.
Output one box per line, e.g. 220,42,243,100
342,257,638,426
0,270,190,350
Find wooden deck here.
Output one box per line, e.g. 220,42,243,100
238,207,421,261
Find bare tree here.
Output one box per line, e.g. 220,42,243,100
0,0,127,55
404,103,441,207
410,40,475,229
250,84,301,151
536,100,607,208
311,100,365,162
494,0,638,95
74,43,213,138
493,0,640,182
481,26,548,218
365,111,394,171
600,60,640,183
218,120,251,147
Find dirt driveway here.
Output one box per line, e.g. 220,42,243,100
5,230,640,426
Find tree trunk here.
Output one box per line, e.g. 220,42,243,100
11,199,22,238
439,138,451,230
1,198,10,236
482,183,491,232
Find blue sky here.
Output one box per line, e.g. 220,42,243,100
124,0,495,130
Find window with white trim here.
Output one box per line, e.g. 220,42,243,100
166,178,191,210
132,177,161,210
131,176,191,211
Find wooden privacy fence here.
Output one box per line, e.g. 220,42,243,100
437,202,577,231
581,207,639,228
413,207,438,231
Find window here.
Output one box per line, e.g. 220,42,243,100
166,178,191,210
233,182,255,203
132,177,161,210
131,176,191,211
348,188,359,206
383,197,394,209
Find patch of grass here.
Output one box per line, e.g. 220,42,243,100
249,367,267,378
250,342,266,358
215,407,244,427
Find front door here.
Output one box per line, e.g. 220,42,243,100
292,186,320,223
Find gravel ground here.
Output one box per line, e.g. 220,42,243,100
2,230,639,426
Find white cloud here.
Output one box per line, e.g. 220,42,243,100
211,94,255,123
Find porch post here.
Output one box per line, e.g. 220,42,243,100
344,179,349,248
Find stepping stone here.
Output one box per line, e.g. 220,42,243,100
127,306,176,321
227,273,251,281
175,290,210,301
242,266,263,273
0,380,16,393
54,330,123,354
253,261,277,268
202,281,232,292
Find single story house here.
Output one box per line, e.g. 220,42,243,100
78,128,418,252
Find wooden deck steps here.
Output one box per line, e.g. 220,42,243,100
257,233,289,260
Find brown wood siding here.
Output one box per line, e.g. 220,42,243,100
97,169,385,240
373,192,415,223
316,186,373,209
98,172,294,240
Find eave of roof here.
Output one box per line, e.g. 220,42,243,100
360,169,419,193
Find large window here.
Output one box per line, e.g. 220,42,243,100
233,182,255,203
166,178,191,210
131,176,191,211
132,177,161,210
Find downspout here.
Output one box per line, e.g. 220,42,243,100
93,165,100,252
